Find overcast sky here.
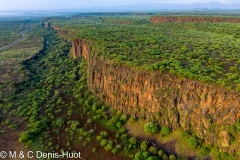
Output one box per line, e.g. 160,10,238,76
0,0,239,11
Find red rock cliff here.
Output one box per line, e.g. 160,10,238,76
72,39,240,152
150,16,240,23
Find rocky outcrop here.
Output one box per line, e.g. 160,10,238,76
44,23,50,28
50,25,60,30
150,16,240,23
51,25,68,36
72,39,240,151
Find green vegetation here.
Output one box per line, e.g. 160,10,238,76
187,136,199,148
1,12,240,160
0,20,173,160
0,21,32,47
144,122,159,134
160,126,170,137
51,14,240,91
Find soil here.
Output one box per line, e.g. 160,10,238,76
46,91,131,160
0,118,36,160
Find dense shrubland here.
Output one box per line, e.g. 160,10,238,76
1,13,240,160
51,14,240,91
0,24,176,159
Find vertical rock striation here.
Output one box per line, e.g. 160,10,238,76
72,39,240,150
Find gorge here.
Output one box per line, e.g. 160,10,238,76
71,39,240,154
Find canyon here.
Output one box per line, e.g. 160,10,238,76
71,39,240,153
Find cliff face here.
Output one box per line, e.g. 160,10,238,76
72,39,240,150
51,25,68,36
150,16,240,23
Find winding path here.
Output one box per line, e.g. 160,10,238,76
0,27,31,51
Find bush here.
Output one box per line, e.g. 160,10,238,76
105,143,113,151
120,114,127,122
169,155,177,160
108,115,121,127
115,144,121,149
134,151,150,160
235,120,240,131
187,136,199,148
121,133,128,140
87,119,93,124
182,131,189,137
160,126,170,137
130,116,138,122
79,128,85,135
148,146,158,155
100,139,108,146
144,122,159,134
52,118,64,128
0,130,5,134
92,148,96,153
219,152,229,160
101,105,108,111
92,103,98,111
100,131,109,138
134,152,143,160
201,146,211,155
146,156,160,160
129,137,137,145
88,129,95,136
236,85,240,92
119,127,126,133
157,150,164,157
162,154,168,160
112,148,118,154
96,135,103,141
96,109,103,114
140,141,148,151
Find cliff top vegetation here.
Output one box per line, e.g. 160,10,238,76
51,12,240,92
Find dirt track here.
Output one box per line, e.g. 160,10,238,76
0,28,30,51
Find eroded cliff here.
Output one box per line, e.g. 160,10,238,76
72,39,240,152
150,16,240,23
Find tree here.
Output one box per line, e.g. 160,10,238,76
157,150,164,157
146,156,160,160
148,146,158,155
129,137,137,145
160,126,170,137
100,139,108,146
140,141,148,151
144,122,159,134
169,155,177,160
187,136,199,148
134,151,150,160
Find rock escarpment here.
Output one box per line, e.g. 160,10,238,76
72,39,240,151
150,16,240,23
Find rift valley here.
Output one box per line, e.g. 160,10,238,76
0,12,239,160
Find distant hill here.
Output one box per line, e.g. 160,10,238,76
79,1,240,12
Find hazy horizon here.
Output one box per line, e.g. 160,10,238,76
0,0,240,11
